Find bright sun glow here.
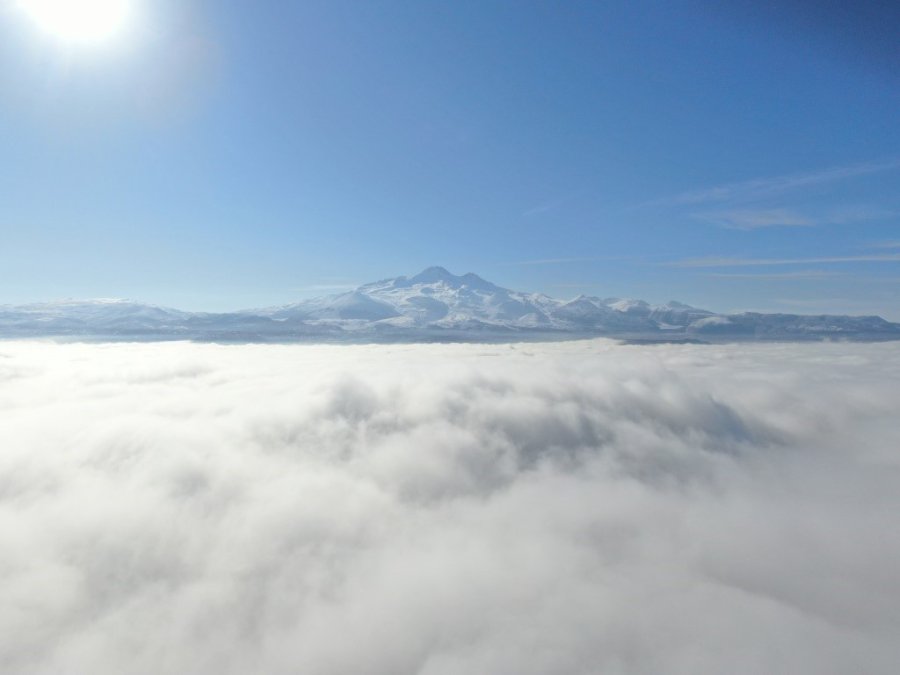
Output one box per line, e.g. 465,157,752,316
18,0,132,45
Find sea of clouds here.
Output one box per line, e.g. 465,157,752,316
0,338,898,674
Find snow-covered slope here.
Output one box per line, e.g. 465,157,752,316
2,267,898,341
257,267,554,329
253,266,718,333
0,299,191,333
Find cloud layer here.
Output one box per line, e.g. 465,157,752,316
1,339,899,674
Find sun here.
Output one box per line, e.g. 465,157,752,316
17,0,133,45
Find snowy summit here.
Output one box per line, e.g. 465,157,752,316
1,267,898,341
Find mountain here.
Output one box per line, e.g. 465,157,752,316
0,299,191,334
2,267,899,342
257,267,559,330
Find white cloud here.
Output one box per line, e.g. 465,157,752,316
0,340,899,674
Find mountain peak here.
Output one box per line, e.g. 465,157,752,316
401,266,497,290
408,266,456,284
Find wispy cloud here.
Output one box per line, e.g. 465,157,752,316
696,209,814,230
549,283,603,288
704,270,842,280
695,206,899,230
826,206,900,223
290,283,359,293
667,158,900,206
669,253,900,268
772,298,886,311
504,256,628,266
871,240,900,249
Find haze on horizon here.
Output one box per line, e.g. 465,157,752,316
0,1,899,317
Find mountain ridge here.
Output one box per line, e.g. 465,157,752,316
2,267,898,342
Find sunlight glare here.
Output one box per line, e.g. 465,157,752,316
18,0,133,45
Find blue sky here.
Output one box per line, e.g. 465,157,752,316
1,0,899,316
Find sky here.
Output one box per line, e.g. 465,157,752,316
1,0,899,316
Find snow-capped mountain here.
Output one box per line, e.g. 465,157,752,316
2,267,899,341
0,299,191,333
250,266,719,333
257,267,560,329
